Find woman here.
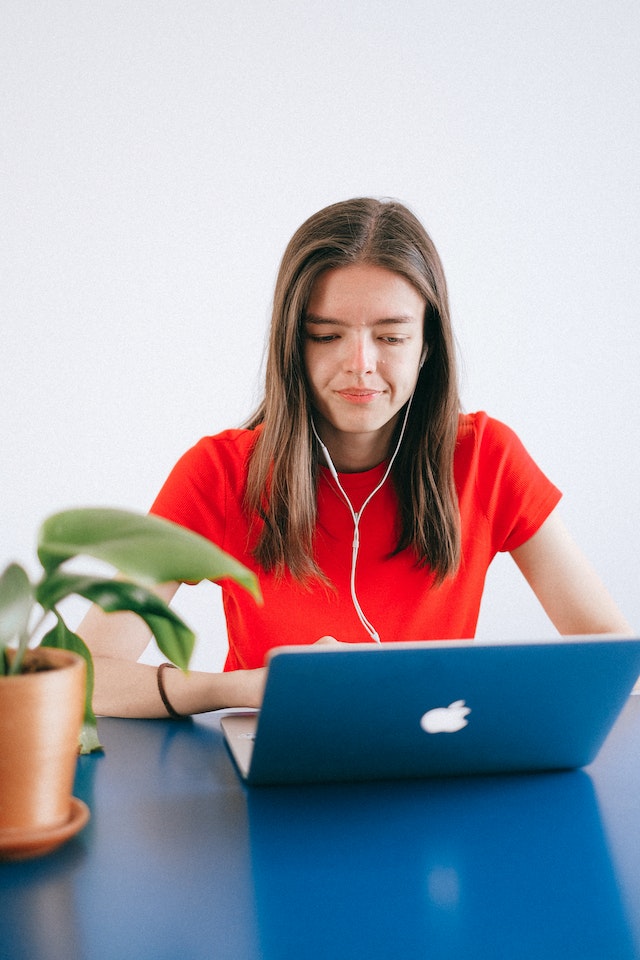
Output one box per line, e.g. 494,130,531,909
80,198,631,718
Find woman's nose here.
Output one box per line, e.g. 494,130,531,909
345,335,375,375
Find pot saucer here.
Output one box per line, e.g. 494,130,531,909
0,797,90,862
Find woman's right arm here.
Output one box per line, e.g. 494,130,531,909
77,581,266,718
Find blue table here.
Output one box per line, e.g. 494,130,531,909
2,696,640,960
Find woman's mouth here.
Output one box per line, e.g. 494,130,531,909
336,389,381,404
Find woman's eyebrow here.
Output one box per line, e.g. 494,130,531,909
303,313,418,326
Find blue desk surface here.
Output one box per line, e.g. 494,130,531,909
2,696,640,960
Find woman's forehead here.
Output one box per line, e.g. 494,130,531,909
306,263,426,323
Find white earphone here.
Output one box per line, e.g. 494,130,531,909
311,386,418,643
310,343,427,641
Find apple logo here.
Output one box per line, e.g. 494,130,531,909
420,700,471,734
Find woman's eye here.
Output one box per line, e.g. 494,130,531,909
307,334,338,343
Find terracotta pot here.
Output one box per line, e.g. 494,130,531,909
0,648,86,841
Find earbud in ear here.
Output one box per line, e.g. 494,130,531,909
419,345,429,370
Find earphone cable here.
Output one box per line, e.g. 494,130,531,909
311,392,415,643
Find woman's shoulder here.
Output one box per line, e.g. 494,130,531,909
457,411,520,444
165,426,263,484
187,424,263,460
455,411,556,490
455,411,532,468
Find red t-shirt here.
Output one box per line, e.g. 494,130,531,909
150,412,561,670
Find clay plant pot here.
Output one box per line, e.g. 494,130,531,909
0,647,90,860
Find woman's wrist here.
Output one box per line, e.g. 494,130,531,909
159,664,266,716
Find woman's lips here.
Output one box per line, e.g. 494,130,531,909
336,389,381,404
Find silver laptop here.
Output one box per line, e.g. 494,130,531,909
220,635,640,785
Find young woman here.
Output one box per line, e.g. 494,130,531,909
79,197,631,718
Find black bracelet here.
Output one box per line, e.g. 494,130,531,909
157,663,187,720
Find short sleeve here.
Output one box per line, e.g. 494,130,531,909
472,415,562,554
149,429,259,552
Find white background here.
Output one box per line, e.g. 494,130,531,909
2,0,638,670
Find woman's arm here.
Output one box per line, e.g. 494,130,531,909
76,581,266,718
510,509,633,636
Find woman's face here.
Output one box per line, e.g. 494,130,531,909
303,262,426,471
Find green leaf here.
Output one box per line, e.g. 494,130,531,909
136,612,195,673
37,508,261,601
41,618,103,755
0,563,34,675
36,572,195,671
0,563,33,644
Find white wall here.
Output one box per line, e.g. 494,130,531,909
2,0,638,670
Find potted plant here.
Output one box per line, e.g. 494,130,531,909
0,507,260,860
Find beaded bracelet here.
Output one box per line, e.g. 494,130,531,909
156,662,187,720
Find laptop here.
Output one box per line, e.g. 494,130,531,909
220,635,640,785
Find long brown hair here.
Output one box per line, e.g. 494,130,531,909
244,197,461,583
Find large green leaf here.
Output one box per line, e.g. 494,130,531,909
0,563,34,675
41,617,103,755
135,613,195,674
36,572,196,671
37,508,261,601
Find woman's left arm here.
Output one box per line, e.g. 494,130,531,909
510,508,633,636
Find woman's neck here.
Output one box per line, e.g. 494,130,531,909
315,419,398,473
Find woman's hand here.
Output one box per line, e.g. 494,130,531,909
313,635,351,648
